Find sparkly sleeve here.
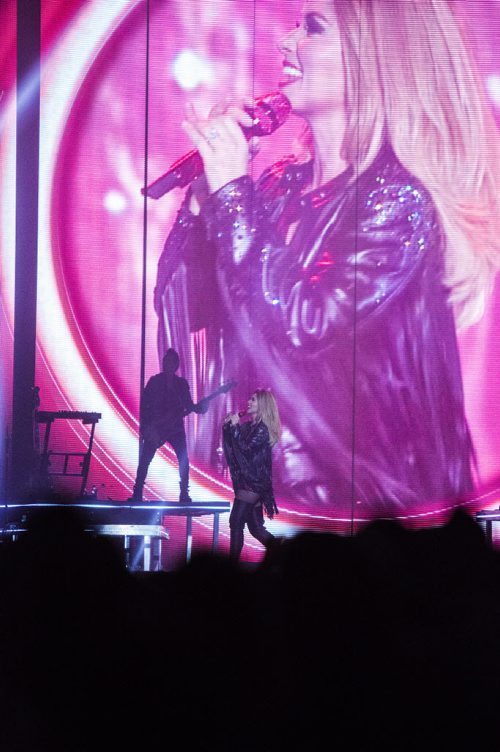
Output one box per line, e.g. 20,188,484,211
199,171,289,314
199,164,440,351
153,192,203,315
261,176,440,349
200,175,275,265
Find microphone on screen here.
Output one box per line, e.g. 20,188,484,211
238,409,247,418
141,91,291,199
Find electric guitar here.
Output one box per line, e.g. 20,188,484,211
141,378,237,449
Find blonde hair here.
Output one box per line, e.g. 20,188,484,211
254,388,282,447
307,0,500,328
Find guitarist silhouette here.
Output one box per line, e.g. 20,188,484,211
130,348,234,503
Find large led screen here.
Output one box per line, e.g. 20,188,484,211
2,0,500,563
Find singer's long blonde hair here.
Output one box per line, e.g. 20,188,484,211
300,0,500,328
254,389,282,447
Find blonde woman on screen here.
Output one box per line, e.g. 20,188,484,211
155,0,500,517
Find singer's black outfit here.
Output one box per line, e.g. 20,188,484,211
131,372,203,502
223,419,278,561
155,143,474,518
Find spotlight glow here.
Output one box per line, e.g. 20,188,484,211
486,74,500,107
104,189,127,213
172,49,213,90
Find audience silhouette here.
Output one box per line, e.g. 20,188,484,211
0,501,499,751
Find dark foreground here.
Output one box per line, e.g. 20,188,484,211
0,505,498,751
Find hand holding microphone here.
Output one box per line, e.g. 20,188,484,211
142,92,290,201
182,101,253,196
224,409,247,426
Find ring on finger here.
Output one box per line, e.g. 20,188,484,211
206,127,220,142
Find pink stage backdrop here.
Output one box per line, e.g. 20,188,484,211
1,0,500,563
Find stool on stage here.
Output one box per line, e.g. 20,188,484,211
475,509,500,545
86,523,170,572
36,410,102,497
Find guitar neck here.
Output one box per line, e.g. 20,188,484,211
204,388,225,402
144,382,235,427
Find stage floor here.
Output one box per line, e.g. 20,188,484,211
0,499,232,571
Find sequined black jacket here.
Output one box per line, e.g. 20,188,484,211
154,144,473,517
223,420,278,518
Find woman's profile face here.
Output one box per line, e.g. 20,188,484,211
278,0,345,120
247,393,259,417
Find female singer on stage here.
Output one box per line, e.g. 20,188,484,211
154,0,500,518
222,389,281,562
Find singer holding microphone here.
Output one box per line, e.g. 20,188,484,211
222,389,281,562
153,0,500,518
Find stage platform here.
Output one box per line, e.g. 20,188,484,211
0,500,231,571
475,508,500,546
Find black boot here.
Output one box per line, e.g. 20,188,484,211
127,480,143,503
229,498,248,561
179,482,192,503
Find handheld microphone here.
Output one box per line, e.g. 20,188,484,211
224,409,247,425
142,91,291,200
